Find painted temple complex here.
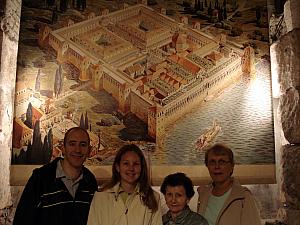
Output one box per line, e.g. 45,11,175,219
38,3,248,143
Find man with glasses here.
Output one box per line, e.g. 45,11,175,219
197,144,261,225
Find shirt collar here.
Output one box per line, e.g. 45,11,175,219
164,206,191,224
56,159,83,182
56,159,66,179
112,182,141,199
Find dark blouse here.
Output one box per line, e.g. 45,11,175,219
162,206,208,225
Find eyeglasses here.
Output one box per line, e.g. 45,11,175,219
207,159,231,167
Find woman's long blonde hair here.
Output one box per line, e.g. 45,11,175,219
101,144,158,212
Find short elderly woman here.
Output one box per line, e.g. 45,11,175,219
160,173,208,225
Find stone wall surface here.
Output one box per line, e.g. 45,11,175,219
0,186,22,225
276,29,300,93
276,29,300,144
281,145,300,209
275,2,300,224
277,144,300,225
0,0,21,214
0,0,21,43
284,0,300,32
279,87,300,144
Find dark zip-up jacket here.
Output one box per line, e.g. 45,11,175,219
13,158,98,225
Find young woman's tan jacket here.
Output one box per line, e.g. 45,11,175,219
87,183,163,225
197,179,261,225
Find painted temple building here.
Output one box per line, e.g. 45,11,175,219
39,3,247,143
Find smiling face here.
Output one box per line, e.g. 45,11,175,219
207,152,234,185
62,128,91,171
117,151,142,191
165,185,190,219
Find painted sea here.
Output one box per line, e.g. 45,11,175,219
151,58,275,165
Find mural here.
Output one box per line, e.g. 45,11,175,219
11,0,274,173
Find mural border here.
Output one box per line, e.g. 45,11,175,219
10,164,276,186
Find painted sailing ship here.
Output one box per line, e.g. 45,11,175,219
195,120,221,151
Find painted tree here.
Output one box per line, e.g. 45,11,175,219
26,141,32,163
82,0,86,10
35,69,41,92
76,0,81,9
80,113,85,129
58,65,64,95
208,2,212,16
85,111,89,130
31,120,43,164
275,0,285,14
60,0,68,12
15,149,26,164
200,1,204,11
53,67,60,98
48,128,53,155
53,65,63,98
218,7,224,21
255,6,262,26
42,128,53,163
194,0,198,10
214,0,217,9
51,6,58,24
76,0,86,10
46,0,55,7
24,102,33,128
42,135,49,163
44,99,50,114
97,130,101,150
196,0,199,10
223,0,227,19
232,0,237,9
12,153,18,164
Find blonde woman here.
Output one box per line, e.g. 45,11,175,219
197,144,261,225
87,144,163,225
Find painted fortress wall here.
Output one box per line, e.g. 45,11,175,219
155,56,242,139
